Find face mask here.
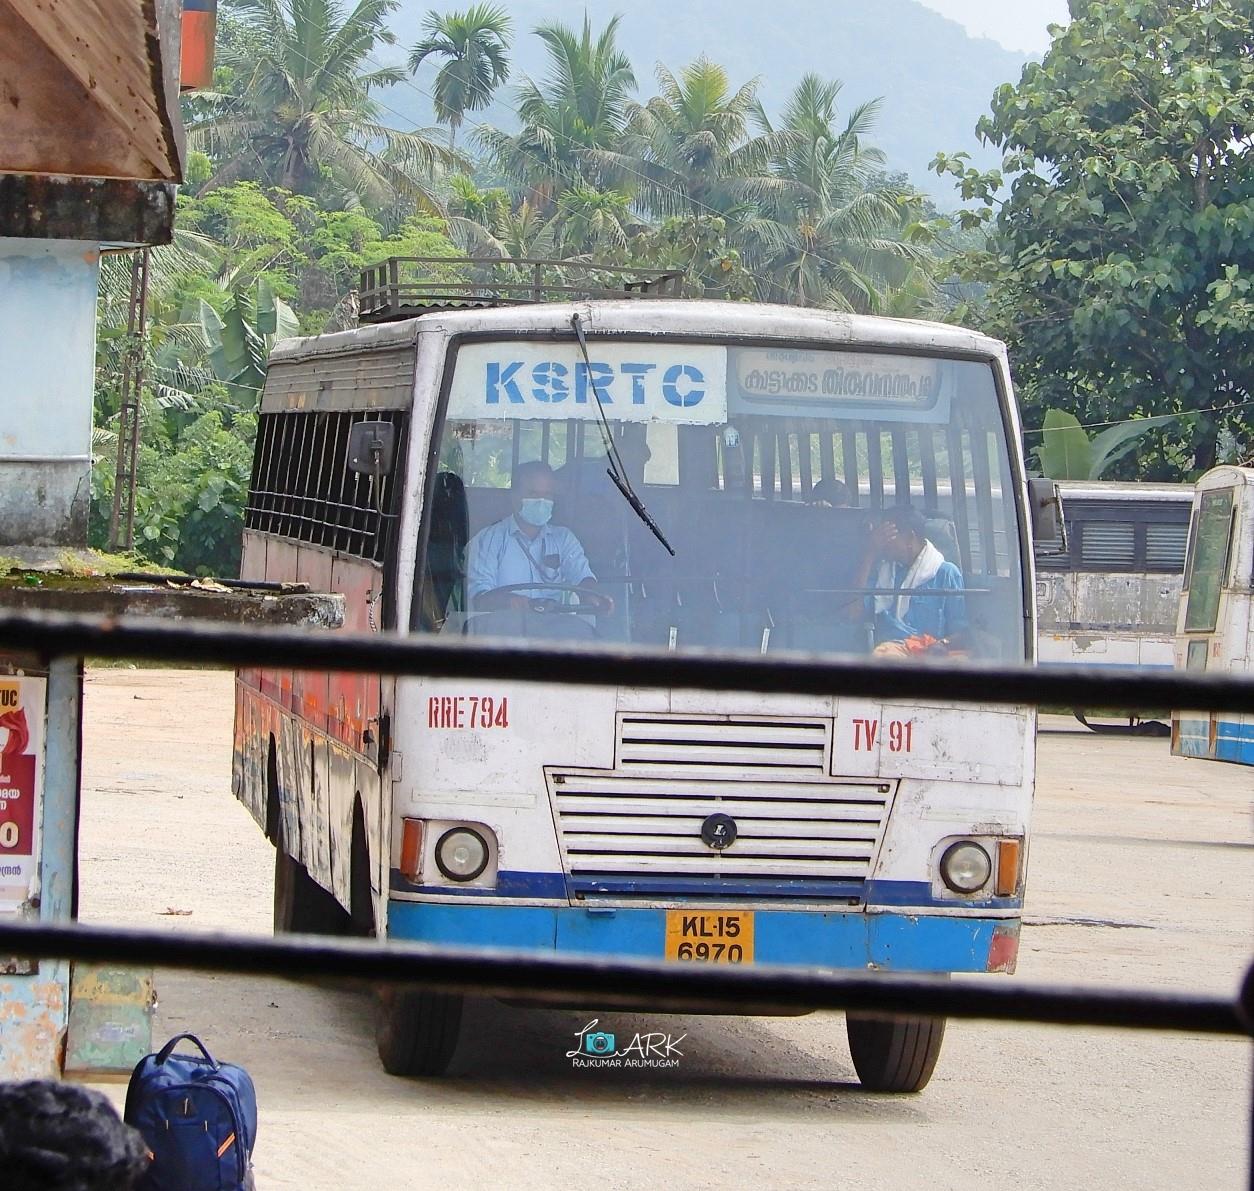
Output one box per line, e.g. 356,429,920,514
517,498,554,528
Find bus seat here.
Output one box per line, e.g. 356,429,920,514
427,473,469,614
926,516,961,566
467,486,513,535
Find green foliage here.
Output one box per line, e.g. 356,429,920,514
176,182,460,323
133,408,257,576
934,0,1254,478
184,151,214,191
91,400,256,577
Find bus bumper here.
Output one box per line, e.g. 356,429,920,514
387,901,1020,974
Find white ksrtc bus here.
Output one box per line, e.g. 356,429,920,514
234,282,1041,1093
1036,481,1193,731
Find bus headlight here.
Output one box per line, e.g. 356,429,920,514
435,827,490,882
940,841,992,894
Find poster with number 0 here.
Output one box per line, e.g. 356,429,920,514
0,676,45,913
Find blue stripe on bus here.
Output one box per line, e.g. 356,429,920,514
1216,719,1254,765
386,900,1009,972
865,880,1022,911
1175,719,1254,765
391,870,1022,910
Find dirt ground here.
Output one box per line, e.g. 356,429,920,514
76,669,1252,1191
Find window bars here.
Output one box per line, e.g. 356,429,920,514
0,608,1249,1151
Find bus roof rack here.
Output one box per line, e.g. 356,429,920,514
358,256,686,323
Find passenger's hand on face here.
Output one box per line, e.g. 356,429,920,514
870,519,898,555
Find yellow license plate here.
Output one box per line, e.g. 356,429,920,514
664,911,754,963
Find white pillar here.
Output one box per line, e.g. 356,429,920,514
0,238,100,548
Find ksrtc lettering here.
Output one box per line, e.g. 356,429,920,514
486,361,705,408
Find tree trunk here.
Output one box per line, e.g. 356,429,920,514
279,137,304,194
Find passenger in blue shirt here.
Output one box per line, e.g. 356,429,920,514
466,461,612,613
853,506,966,644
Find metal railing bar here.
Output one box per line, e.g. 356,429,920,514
364,257,683,276
0,921,1246,1036
1,609,1252,714
361,290,677,307
369,283,676,295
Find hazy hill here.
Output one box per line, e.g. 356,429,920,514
382,0,1033,203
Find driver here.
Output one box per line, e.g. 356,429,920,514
465,460,608,612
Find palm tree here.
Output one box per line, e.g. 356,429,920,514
554,184,638,256
592,59,792,293
409,5,512,147
448,199,558,260
188,0,457,210
604,59,791,228
446,173,511,228
476,15,636,209
746,75,934,313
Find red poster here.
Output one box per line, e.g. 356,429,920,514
0,752,36,861
0,679,43,905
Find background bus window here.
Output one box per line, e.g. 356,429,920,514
1183,489,1235,633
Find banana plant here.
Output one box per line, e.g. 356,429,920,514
1031,408,1181,480
198,278,299,403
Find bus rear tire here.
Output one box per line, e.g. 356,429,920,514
273,846,348,935
846,1013,946,1093
375,987,463,1077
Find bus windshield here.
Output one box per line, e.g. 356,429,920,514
417,339,1027,661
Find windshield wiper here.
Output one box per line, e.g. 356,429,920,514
570,312,676,557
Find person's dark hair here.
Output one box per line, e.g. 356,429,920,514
883,505,927,540
0,1081,148,1191
810,478,850,506
511,459,555,489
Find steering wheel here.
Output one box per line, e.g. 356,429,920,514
479,583,614,615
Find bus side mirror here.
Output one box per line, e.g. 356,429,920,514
1030,478,1067,554
348,421,397,477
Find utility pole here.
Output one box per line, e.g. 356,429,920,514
108,248,151,552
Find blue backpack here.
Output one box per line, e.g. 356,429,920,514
124,1033,258,1191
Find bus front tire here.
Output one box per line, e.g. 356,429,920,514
273,846,348,936
375,986,464,1077
846,1012,946,1093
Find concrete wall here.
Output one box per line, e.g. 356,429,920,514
0,239,99,547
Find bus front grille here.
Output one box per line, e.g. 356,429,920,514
617,714,829,773
546,767,898,899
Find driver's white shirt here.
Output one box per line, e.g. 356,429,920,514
465,514,595,605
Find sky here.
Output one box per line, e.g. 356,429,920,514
918,0,1071,55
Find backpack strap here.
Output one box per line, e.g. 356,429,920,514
155,1033,218,1067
